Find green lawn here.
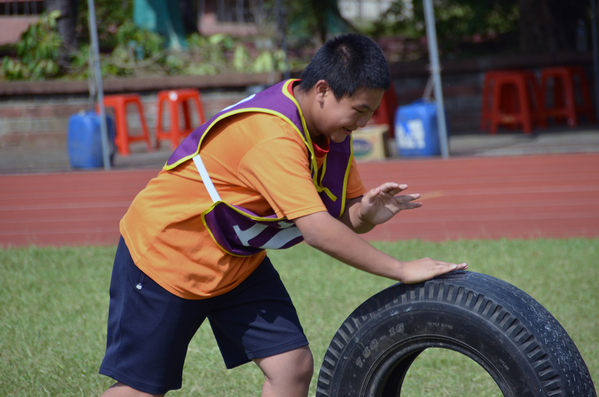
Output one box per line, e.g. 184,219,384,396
1,238,597,396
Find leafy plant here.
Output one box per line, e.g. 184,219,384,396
75,0,134,49
233,43,252,72
366,0,520,58
186,33,292,76
252,49,287,73
105,21,166,75
1,11,300,81
115,21,165,59
187,33,233,72
1,10,62,80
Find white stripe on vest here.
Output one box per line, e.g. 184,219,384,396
193,154,302,250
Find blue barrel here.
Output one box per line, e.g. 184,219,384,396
67,111,115,168
394,99,444,157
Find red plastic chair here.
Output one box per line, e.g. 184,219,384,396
156,89,206,150
480,70,546,134
101,94,152,156
541,66,596,127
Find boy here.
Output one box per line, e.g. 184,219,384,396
99,33,467,397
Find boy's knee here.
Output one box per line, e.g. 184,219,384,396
256,346,314,383
100,382,166,397
295,347,315,381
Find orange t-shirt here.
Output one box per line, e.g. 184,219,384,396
120,112,365,300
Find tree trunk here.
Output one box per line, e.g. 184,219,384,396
45,0,79,67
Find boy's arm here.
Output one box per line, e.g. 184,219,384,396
293,211,467,284
339,183,421,234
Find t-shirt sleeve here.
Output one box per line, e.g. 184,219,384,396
237,119,328,220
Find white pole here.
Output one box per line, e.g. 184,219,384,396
423,0,449,158
87,0,111,170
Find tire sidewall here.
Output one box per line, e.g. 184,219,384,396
326,301,540,397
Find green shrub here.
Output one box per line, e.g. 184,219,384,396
1,10,62,80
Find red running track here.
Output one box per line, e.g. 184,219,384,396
1,153,598,248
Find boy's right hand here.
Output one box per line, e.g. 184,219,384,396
397,258,468,284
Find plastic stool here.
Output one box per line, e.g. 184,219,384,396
480,70,546,134
100,94,152,156
541,66,596,126
156,89,206,149
480,70,508,132
370,84,398,138
481,71,527,132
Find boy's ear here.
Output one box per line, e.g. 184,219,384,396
314,80,330,104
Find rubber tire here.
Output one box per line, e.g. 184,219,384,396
315,271,596,397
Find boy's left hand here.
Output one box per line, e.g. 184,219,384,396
359,183,421,225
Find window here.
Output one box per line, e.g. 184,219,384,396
0,0,45,16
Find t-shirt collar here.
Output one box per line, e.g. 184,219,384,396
288,80,330,158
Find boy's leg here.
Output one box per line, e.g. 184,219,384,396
208,256,312,394
99,237,209,395
254,346,314,397
100,382,165,397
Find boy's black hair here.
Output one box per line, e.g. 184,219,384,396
298,33,390,99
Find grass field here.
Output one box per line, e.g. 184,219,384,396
1,238,597,396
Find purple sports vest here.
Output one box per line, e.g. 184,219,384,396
164,79,354,256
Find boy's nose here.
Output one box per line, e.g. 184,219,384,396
356,114,370,128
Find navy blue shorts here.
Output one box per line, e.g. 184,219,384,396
99,237,309,395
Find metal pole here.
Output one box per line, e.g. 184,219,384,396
423,0,449,158
87,0,111,170
592,0,599,119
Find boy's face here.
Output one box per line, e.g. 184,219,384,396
310,81,385,144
